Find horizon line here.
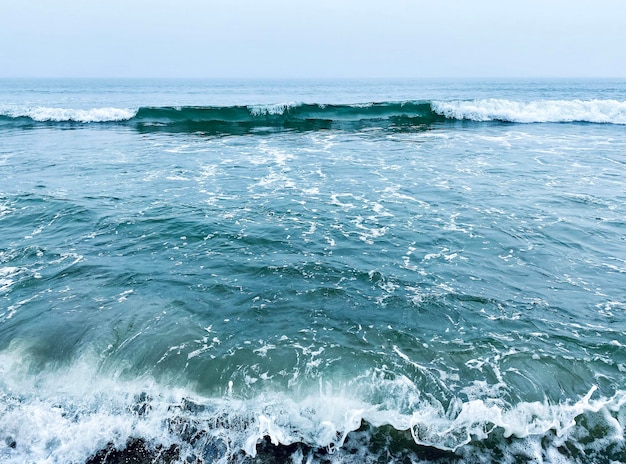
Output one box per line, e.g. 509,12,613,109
1,76,625,81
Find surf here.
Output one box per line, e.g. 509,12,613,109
2,99,625,135
432,98,626,124
1,343,625,464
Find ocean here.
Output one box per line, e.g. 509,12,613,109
0,78,625,463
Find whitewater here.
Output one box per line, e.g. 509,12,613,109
1,78,625,463
1,97,626,126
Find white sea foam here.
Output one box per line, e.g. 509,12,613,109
0,202,13,218
0,267,21,295
248,102,298,116
1,344,625,463
432,99,626,124
0,106,136,123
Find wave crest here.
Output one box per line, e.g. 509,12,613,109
2,99,626,134
1,342,625,464
432,98,626,124
0,106,136,123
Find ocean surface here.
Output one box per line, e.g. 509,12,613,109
1,78,625,463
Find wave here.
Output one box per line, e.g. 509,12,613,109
0,106,135,123
1,99,624,134
1,345,625,464
432,98,626,124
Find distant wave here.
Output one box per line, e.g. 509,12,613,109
0,106,135,123
1,99,625,134
432,98,626,124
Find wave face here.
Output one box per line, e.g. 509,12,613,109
1,345,625,464
1,99,625,134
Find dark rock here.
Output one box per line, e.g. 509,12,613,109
86,438,179,464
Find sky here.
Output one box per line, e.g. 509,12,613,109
1,0,625,79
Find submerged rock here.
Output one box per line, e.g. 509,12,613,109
86,438,179,464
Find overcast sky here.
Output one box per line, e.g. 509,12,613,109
1,0,625,79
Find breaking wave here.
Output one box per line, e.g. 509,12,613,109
0,106,135,123
432,98,626,124
1,346,625,464
1,99,625,134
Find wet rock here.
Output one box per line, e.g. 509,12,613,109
86,438,179,464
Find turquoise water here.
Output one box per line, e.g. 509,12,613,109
1,79,626,463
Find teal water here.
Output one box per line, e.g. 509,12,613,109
1,79,626,463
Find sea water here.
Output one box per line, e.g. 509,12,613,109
1,79,625,463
